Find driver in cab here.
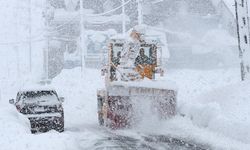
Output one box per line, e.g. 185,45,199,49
134,48,151,67
134,48,154,79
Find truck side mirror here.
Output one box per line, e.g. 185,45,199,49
59,97,65,102
9,99,15,104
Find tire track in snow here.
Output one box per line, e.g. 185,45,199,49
143,135,210,150
76,125,210,150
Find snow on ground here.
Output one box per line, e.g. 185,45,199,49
132,68,250,149
0,67,250,149
185,81,250,143
0,68,103,150
51,68,104,128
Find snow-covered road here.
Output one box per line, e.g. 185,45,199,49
0,67,250,150
69,124,209,150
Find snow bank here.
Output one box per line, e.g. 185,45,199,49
0,105,30,134
1,66,249,149
0,102,80,150
161,69,250,149
51,68,104,128
130,68,250,149
182,81,250,144
134,115,250,150
0,68,104,150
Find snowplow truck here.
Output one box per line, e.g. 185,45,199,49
97,27,177,129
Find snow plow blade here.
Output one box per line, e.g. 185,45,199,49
97,84,177,129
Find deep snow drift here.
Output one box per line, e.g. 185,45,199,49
0,67,249,149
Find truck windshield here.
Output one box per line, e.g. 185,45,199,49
19,91,58,104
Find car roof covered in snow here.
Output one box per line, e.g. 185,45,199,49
18,86,57,93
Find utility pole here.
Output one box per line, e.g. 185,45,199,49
80,0,85,76
122,0,126,36
235,0,250,81
28,0,32,73
137,0,143,25
43,0,51,80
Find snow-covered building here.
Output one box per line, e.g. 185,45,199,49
45,0,134,72
155,0,239,69
43,0,81,78
44,0,240,73
215,0,236,35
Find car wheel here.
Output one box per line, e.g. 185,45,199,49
55,112,64,132
30,120,38,134
57,120,64,132
31,129,37,134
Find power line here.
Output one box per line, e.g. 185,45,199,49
0,0,134,46
0,39,45,46
43,0,133,36
85,0,133,17
47,0,133,31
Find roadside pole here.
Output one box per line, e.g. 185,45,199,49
80,0,86,77
137,0,143,25
235,0,250,81
43,0,50,81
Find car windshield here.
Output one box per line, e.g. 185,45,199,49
19,91,59,104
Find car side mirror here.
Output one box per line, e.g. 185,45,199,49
9,99,15,104
59,97,65,103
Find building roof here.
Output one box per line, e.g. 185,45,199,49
213,0,250,17
223,0,235,15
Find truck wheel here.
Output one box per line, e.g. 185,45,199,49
30,120,38,134
98,112,104,126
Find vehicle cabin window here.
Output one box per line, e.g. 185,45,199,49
136,44,157,66
111,43,123,64
18,90,58,102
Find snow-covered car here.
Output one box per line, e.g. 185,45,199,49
9,88,65,133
